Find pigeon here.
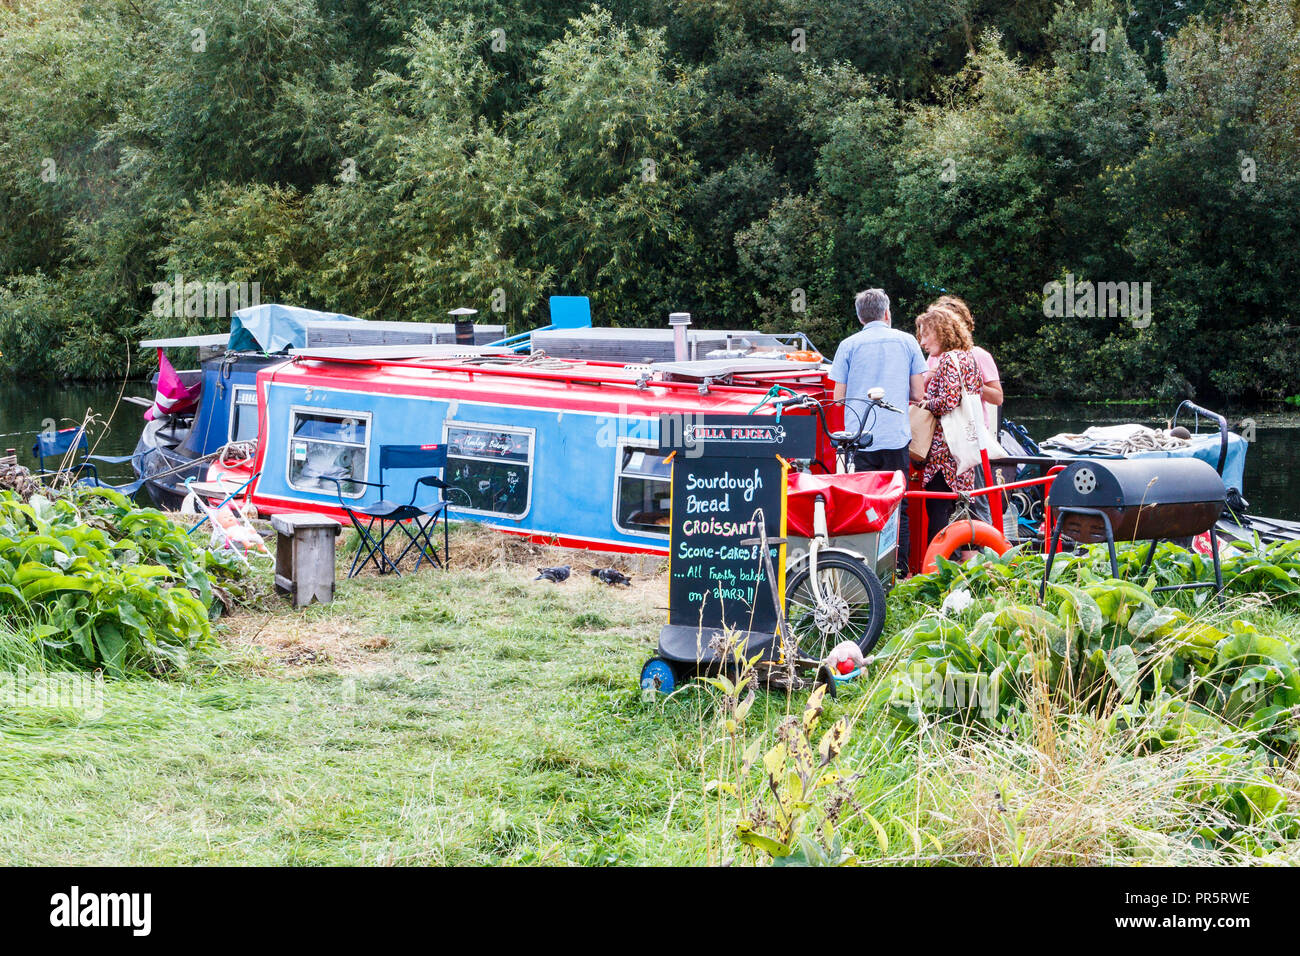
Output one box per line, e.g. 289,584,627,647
591,568,632,586
535,565,571,583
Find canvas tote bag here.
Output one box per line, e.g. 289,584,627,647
941,391,987,475
937,352,1001,475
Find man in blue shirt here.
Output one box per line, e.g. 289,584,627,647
828,288,926,572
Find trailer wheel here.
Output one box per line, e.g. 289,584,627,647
785,550,886,662
640,657,680,696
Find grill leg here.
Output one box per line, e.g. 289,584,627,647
1041,507,1118,600
1139,539,1159,578
1098,513,1119,579
1211,530,1224,607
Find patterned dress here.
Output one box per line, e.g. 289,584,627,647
921,349,985,491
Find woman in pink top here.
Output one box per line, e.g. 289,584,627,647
925,296,1002,416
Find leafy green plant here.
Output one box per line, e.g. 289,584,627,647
887,562,1299,741
696,631,928,866
893,538,1300,610
727,683,859,866
0,487,247,676
874,540,1300,849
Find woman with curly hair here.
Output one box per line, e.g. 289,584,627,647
914,306,985,540
930,294,1002,523
927,295,1003,412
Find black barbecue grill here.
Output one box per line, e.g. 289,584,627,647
1040,458,1227,602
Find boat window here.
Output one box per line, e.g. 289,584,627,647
444,424,533,517
287,410,370,497
229,386,259,442
615,443,671,535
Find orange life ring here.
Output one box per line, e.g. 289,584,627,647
921,519,1011,574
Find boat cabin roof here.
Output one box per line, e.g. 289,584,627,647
289,344,512,362
654,358,821,379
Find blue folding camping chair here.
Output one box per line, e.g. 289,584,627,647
323,444,451,577
31,427,144,495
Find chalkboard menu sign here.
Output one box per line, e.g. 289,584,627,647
660,414,815,638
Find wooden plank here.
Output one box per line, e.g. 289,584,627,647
138,333,230,349
270,512,342,534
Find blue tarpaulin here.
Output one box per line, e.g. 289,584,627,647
1130,432,1248,494
228,304,362,353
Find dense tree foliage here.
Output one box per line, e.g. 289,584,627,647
0,0,1295,402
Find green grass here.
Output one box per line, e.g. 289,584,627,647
0,545,828,865
3,527,1299,865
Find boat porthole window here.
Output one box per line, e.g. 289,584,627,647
229,386,259,443
444,424,533,518
287,409,371,497
615,442,672,536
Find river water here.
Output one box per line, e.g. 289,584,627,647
2,382,1296,520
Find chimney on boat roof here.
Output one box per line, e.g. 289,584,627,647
449,307,477,346
668,312,691,363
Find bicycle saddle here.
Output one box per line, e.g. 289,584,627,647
830,430,871,446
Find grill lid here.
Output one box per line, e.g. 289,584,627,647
1049,458,1226,542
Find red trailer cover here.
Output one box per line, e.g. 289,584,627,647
786,470,906,537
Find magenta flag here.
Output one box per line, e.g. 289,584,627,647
144,348,202,421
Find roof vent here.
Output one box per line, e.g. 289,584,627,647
668,312,692,362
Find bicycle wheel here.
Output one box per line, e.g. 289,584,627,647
784,550,886,661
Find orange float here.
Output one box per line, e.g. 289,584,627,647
921,519,1011,574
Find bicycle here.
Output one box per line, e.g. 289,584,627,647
759,388,904,661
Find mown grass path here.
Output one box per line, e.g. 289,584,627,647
0,540,807,864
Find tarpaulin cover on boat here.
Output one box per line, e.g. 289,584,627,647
786,470,907,537
1038,424,1247,493
1128,435,1247,496
227,304,362,353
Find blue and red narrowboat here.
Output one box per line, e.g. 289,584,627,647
231,347,833,554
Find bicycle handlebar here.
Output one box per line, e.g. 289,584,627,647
750,388,902,461
779,393,901,452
